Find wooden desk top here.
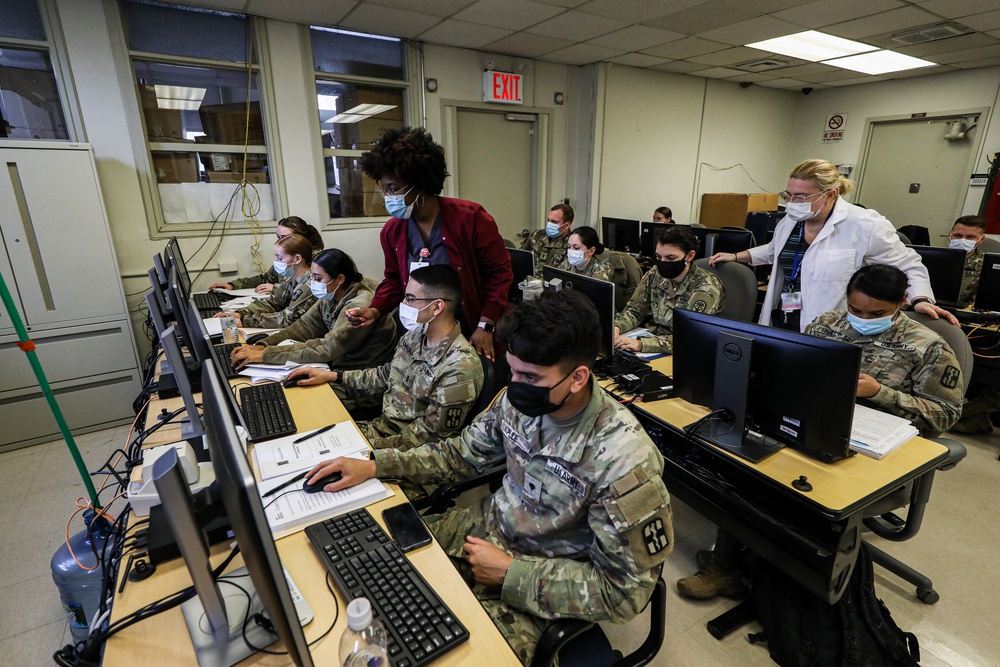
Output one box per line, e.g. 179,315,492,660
624,357,948,516
105,369,520,666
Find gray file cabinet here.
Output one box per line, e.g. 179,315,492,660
0,142,141,451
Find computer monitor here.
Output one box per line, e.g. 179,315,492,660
163,236,194,300
673,310,861,463
147,268,171,319
744,211,783,246
974,252,1000,312
152,252,169,286
157,325,206,453
507,248,535,304
690,227,754,260
164,266,202,361
149,358,313,667
186,301,251,433
542,266,615,359
145,290,169,338
639,221,661,258
601,217,641,254
906,245,965,306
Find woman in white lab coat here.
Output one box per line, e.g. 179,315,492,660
710,159,957,331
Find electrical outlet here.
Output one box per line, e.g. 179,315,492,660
218,260,239,274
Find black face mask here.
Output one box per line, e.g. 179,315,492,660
656,259,687,280
506,369,575,418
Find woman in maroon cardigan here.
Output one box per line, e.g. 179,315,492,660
349,127,513,360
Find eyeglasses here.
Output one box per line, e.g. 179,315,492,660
402,295,448,306
779,190,828,204
377,183,412,198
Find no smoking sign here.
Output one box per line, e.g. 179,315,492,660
823,113,847,143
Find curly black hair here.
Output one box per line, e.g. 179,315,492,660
497,289,600,372
359,126,450,195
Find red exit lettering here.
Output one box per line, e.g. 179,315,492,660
492,73,520,101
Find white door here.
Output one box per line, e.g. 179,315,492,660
455,109,535,242
856,118,978,243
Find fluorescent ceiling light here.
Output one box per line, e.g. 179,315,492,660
155,99,202,111
343,103,397,116
326,113,369,124
823,50,937,75
316,94,339,111
748,30,876,62
154,84,206,110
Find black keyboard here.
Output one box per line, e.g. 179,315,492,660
238,382,296,442
594,351,651,379
953,309,1000,325
213,342,240,379
306,509,469,667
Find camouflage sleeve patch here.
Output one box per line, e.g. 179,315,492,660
603,467,673,571
437,379,478,406
690,299,708,313
443,407,465,430
940,365,960,389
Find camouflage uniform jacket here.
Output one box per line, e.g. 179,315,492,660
238,274,316,329
614,264,725,353
556,255,614,282
374,379,674,623
230,265,282,290
521,230,568,277
260,278,396,369
805,311,963,435
341,323,484,451
959,244,985,307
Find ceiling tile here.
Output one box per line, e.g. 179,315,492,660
992,29,1000,40
805,67,882,82
933,44,1000,63
918,0,1000,19
533,0,590,7
950,55,1000,68
484,31,573,57
418,19,513,48
722,72,778,82
245,0,357,24
340,3,441,37
646,1,761,35
542,42,626,64
169,0,249,11
608,52,672,67
639,35,730,58
525,9,628,40
686,46,777,65
650,59,712,73
578,0,703,23
586,25,685,50
693,66,746,78
771,0,904,29
767,62,841,77
956,10,1000,32
363,0,478,18
453,0,565,31
754,77,811,88
896,32,1000,57
824,6,941,40
727,0,819,12
823,76,887,86
696,15,804,46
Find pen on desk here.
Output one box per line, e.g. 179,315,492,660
292,423,337,445
262,471,308,498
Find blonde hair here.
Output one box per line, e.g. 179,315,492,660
789,159,854,196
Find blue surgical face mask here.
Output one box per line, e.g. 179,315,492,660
848,310,897,337
566,249,586,267
384,187,414,219
273,260,293,278
310,278,336,300
545,221,562,238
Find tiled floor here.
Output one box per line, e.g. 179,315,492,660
2,425,998,666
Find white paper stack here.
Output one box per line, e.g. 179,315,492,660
849,404,920,459
619,327,667,360
239,360,328,383
253,422,372,481
214,288,259,298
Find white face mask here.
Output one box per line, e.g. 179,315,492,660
273,260,293,277
784,201,820,222
567,249,587,267
398,300,437,333
310,278,336,300
949,238,978,253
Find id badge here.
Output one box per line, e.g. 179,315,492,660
780,291,802,312
409,260,429,274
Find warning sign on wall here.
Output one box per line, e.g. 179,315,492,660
823,113,847,143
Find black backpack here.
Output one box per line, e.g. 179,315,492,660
749,543,920,666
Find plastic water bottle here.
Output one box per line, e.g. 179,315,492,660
51,509,113,643
221,307,239,344
339,597,389,667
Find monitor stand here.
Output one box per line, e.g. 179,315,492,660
687,331,784,463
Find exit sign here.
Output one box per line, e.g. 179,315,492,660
483,71,522,105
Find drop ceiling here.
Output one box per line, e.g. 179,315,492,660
172,0,1000,89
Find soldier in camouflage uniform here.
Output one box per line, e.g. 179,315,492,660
286,266,484,451
210,215,324,293
227,234,317,329
614,226,724,354
521,204,574,277
948,215,989,307
231,250,396,370
306,290,673,664
556,225,615,282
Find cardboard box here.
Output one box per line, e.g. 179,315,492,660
198,153,267,173
138,84,159,110
152,153,199,183
199,102,264,144
699,193,779,229
144,109,184,141
206,170,267,184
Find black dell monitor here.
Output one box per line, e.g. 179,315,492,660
164,266,203,362
673,310,861,463
639,221,662,258
542,266,615,359
152,252,169,286
147,268,171,319
690,227,754,260
145,290,169,338
906,245,965,307
974,252,1000,312
507,248,535,304
601,217,641,254
149,358,314,667
163,236,194,300
157,325,206,455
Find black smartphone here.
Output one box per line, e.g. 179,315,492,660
382,502,432,553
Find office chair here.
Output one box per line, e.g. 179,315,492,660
693,258,757,323
979,237,1000,254
503,238,516,248
860,311,971,604
606,251,641,311
465,352,499,427
895,230,912,245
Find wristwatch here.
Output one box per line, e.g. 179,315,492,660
478,321,495,333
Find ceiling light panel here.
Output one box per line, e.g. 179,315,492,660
823,50,937,74
748,30,876,61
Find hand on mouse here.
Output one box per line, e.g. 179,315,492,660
285,367,337,387
306,457,374,492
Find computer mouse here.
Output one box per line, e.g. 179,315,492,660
283,377,303,389
245,333,270,345
303,472,342,494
